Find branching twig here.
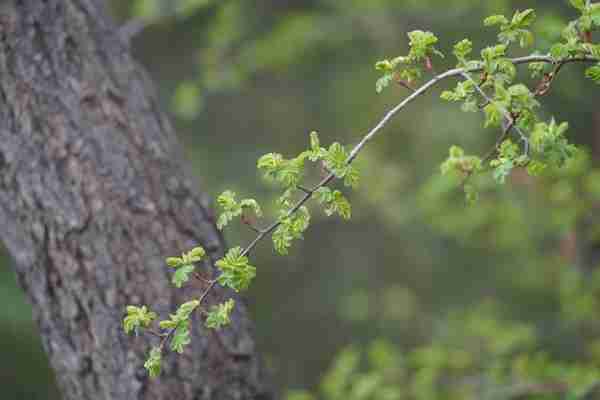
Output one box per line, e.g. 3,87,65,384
156,53,598,350
460,71,530,155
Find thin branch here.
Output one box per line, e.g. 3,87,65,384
460,71,530,155
155,53,598,349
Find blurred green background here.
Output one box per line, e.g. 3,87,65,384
3,0,600,398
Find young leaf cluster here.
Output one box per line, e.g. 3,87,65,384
375,30,443,93
216,247,256,291
216,190,262,230
205,298,235,329
166,246,206,288
123,305,157,335
124,1,599,379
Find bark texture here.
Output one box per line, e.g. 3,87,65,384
0,1,272,399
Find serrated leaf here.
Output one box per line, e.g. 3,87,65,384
511,9,535,28
316,188,352,220
216,247,256,292
483,103,503,128
176,299,201,320
586,65,600,83
240,199,263,218
205,299,235,329
172,264,195,288
170,321,191,354
307,131,327,161
441,146,482,176
257,152,304,187
407,30,442,61
453,39,473,62
144,347,162,378
484,15,509,27
272,206,310,255
123,305,157,335
376,73,394,94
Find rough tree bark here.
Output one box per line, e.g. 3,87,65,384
0,1,272,399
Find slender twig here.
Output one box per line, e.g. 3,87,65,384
296,185,313,194
154,53,598,349
460,71,530,155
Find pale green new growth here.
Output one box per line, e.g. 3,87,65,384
216,190,263,230
125,1,600,378
315,188,352,220
216,247,256,291
490,140,527,184
166,246,206,288
375,30,443,93
205,299,235,329
440,146,482,177
323,143,359,188
171,322,191,354
144,347,162,378
484,9,536,48
123,305,157,335
273,205,310,255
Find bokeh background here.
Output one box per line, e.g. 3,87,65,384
2,0,600,398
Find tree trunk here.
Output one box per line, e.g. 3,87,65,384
0,1,272,399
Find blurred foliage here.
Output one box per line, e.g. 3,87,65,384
3,0,600,398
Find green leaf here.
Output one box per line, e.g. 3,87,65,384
170,321,191,354
187,247,206,262
123,305,157,335
205,299,235,329
484,15,509,27
257,153,304,187
144,347,162,378
376,73,394,94
440,146,482,177
483,103,503,128
591,4,600,25
240,199,263,218
453,39,473,63
529,119,577,170
550,43,570,59
216,191,262,229
316,188,352,220
375,59,393,71
166,257,183,268
322,143,359,187
490,140,524,184
569,0,586,12
407,30,443,61
216,247,256,292
272,206,310,255
585,65,600,84
172,264,195,288
159,299,200,329
216,190,239,229
440,80,475,102
511,9,536,28
518,30,535,48
307,131,327,161
491,159,514,184
528,61,546,78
